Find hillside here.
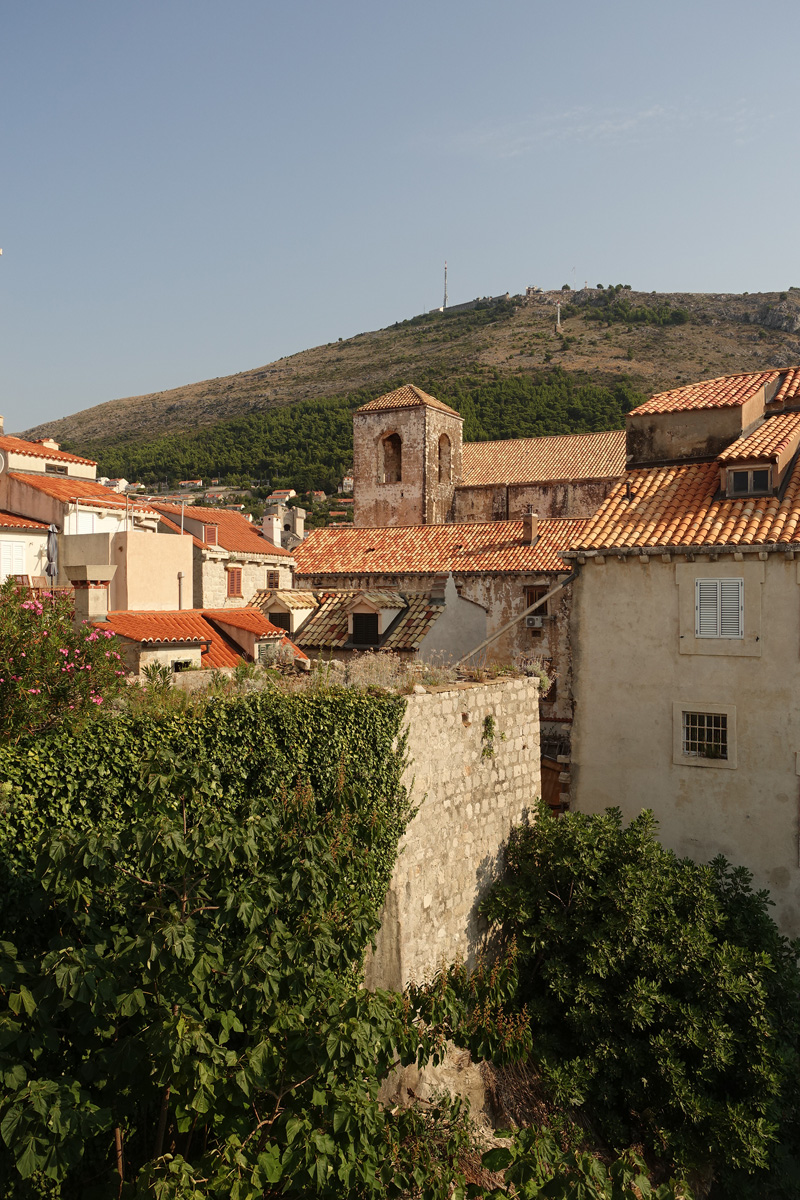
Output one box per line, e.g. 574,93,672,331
20,288,800,488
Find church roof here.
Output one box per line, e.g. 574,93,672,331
355,384,461,418
461,429,626,486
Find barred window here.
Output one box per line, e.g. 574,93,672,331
683,711,728,760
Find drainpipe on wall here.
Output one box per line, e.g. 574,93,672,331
178,571,184,610
455,572,576,666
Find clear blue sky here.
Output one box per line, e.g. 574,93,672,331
2,0,798,431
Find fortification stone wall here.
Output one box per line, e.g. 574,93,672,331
365,676,541,990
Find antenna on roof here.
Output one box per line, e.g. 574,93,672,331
443,260,448,311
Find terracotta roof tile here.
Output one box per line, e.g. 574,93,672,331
294,518,587,576
8,473,157,513
355,384,461,418
0,435,96,466
152,503,289,557
202,607,286,636
0,510,50,530
718,412,800,463
771,367,800,406
631,371,779,415
250,589,319,611
100,610,244,668
294,590,443,652
572,457,800,551
461,429,625,486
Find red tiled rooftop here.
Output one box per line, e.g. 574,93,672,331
203,607,287,636
0,435,96,466
0,510,50,530
571,458,800,552
152,503,289,557
718,412,800,464
462,430,625,486
100,610,244,668
630,371,779,415
8,473,157,512
355,384,461,418
294,517,588,576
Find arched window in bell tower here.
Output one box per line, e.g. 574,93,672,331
438,433,452,483
381,433,402,484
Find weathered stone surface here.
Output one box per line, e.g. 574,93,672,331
365,676,541,989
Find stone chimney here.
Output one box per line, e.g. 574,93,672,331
64,565,117,625
262,508,282,548
523,510,539,545
290,506,306,541
0,415,4,435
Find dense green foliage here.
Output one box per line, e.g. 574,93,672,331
0,689,409,937
582,287,690,327
482,805,800,1196
71,369,645,492
0,582,127,741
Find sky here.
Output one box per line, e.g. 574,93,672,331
2,0,799,431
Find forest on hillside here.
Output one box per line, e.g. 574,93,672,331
72,369,646,492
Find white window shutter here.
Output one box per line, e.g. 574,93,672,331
719,578,744,638
696,579,720,637
0,540,23,581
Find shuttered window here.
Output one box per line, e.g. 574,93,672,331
227,568,243,597
0,540,25,582
695,578,743,639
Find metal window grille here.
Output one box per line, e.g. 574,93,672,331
683,711,728,759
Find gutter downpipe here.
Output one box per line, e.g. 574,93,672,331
455,571,577,667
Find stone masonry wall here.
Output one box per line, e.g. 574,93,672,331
365,676,541,990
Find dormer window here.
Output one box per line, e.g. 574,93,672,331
352,612,380,646
45,463,68,476
727,466,771,497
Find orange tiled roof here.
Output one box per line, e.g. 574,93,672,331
294,590,443,652
8,473,157,512
461,429,625,486
294,517,588,576
0,510,49,530
151,503,289,557
203,607,287,636
630,371,779,415
355,384,461,418
718,412,800,464
771,367,800,406
101,610,244,668
572,458,800,551
0,435,96,466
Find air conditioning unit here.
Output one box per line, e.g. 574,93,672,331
526,615,544,630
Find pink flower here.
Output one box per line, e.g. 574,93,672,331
59,649,68,656
28,688,41,695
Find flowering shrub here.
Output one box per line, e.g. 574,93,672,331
0,578,128,740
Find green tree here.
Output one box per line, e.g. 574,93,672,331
481,806,800,1192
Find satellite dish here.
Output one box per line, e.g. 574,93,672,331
0,450,7,475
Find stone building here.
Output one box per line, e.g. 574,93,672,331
563,367,800,935
292,513,583,741
153,502,293,608
353,384,625,528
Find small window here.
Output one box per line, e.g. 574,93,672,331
227,567,243,597
695,578,743,639
204,526,218,546
45,463,68,475
266,571,280,589
682,711,728,760
524,585,549,616
172,660,193,673
269,611,290,631
352,612,379,646
727,467,772,497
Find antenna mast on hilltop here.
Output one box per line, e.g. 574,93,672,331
443,261,448,310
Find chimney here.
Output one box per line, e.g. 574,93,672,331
290,506,306,541
262,509,282,548
0,415,4,434
523,510,539,545
63,565,117,625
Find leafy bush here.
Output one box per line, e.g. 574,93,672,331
481,806,800,1191
0,580,127,741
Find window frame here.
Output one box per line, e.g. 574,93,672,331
726,466,772,498
672,701,737,769
351,611,380,647
694,577,744,640
266,571,280,590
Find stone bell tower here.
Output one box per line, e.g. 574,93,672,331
352,385,463,529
